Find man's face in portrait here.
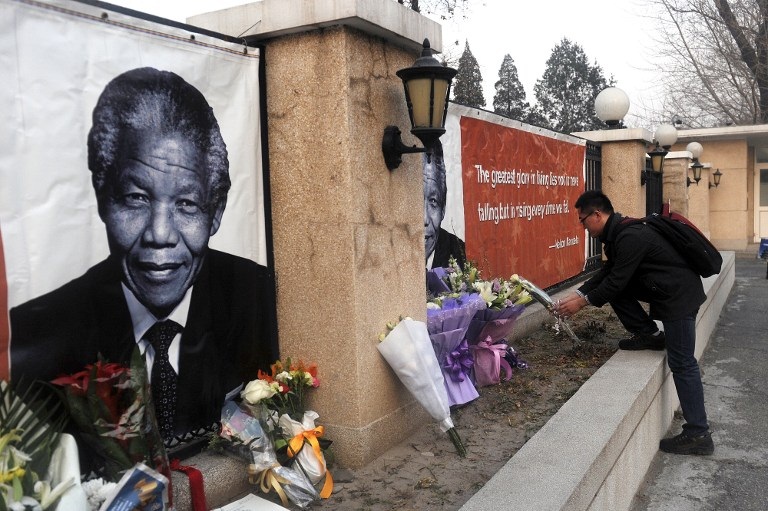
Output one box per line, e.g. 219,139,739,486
423,158,445,260
99,130,224,317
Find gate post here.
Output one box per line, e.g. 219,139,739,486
660,151,694,217
192,0,442,468
572,128,653,218
663,150,712,236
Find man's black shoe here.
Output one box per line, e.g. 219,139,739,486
659,431,714,455
618,331,665,350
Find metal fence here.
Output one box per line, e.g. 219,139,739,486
583,141,603,273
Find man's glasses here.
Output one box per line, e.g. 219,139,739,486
579,211,596,225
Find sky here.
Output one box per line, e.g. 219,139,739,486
104,0,663,127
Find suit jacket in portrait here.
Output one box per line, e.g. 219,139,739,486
9,249,278,436
431,227,467,269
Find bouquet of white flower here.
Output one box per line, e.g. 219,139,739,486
378,318,467,457
510,274,581,343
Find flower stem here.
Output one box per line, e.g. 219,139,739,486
447,427,467,457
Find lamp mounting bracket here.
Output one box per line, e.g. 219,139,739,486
382,125,428,171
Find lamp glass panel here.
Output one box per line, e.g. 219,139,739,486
406,77,448,128
650,154,664,173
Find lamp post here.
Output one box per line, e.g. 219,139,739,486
594,87,630,129
686,142,704,186
382,39,457,171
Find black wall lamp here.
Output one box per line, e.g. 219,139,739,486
382,39,457,171
709,168,723,188
686,142,704,186
643,124,677,185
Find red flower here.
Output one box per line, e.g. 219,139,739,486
52,361,130,425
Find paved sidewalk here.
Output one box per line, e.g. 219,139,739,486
630,254,768,511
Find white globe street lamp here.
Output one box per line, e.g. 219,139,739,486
654,124,678,149
595,87,630,128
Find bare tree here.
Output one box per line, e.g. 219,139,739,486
646,0,768,127
396,0,471,18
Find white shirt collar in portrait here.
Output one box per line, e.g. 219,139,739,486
426,249,435,270
123,283,192,378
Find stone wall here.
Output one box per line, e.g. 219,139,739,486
193,0,442,468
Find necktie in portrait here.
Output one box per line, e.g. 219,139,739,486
146,320,182,441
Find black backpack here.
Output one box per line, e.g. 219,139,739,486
621,204,723,278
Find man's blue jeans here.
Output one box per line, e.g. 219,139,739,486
663,311,709,435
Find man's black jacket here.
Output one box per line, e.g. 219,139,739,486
578,212,706,320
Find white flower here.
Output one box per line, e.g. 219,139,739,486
9,496,42,511
82,478,118,511
274,371,292,384
241,379,277,405
473,281,497,306
34,478,77,510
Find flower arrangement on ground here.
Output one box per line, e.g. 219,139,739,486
432,258,533,387
378,317,467,457
50,349,171,510
225,357,332,508
426,292,487,406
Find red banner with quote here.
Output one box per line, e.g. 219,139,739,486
460,116,586,289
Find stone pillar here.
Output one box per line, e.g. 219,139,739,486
192,0,442,467
687,166,712,237
660,151,692,217
571,128,652,218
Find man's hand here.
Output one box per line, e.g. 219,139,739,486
554,293,587,319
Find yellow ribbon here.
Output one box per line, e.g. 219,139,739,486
287,426,334,499
248,463,290,507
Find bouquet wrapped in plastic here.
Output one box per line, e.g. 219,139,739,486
237,358,332,504
426,293,487,406
439,259,531,344
435,258,533,386
470,336,514,387
220,400,318,508
378,317,467,456
278,411,329,489
510,274,581,343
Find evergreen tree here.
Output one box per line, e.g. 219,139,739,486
453,41,486,108
493,54,528,119
533,38,613,133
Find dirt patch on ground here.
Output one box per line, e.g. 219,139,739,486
304,306,626,511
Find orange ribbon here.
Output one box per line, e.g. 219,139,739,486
287,426,334,499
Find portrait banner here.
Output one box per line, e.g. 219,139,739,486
440,106,587,289
0,0,275,442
